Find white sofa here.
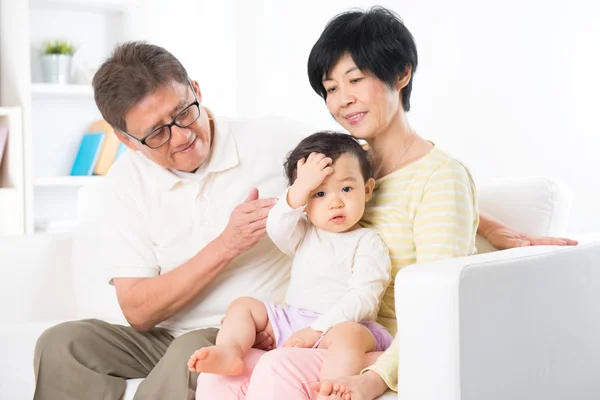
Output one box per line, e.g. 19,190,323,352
1,176,599,400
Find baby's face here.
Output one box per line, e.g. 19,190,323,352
305,153,374,233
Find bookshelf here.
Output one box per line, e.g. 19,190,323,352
34,176,104,187
0,107,25,235
29,0,140,13
0,0,145,234
31,83,94,97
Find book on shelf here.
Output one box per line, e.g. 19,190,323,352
0,125,7,168
69,120,131,178
70,132,106,176
92,119,120,175
114,142,129,161
89,120,130,175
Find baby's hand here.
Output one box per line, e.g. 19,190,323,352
287,153,333,208
282,326,322,348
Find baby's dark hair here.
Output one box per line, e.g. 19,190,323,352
284,131,373,186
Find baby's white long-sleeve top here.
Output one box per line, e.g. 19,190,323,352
266,190,392,333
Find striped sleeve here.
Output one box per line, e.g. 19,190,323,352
413,159,478,262
362,159,478,391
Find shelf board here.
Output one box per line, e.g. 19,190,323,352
31,83,94,97
34,176,104,187
35,219,79,233
0,107,22,117
29,0,138,13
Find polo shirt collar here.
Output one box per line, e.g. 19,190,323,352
205,110,239,174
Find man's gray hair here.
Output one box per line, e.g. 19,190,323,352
92,41,189,133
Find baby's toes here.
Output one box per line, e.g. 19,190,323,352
318,381,334,395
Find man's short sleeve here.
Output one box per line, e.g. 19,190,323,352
104,182,159,284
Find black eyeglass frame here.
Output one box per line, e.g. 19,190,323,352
120,82,200,149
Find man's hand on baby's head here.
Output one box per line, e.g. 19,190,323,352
287,153,333,208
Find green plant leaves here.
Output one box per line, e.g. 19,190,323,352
43,40,76,55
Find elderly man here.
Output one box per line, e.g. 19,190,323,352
33,42,576,400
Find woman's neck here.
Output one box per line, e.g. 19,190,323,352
367,112,416,179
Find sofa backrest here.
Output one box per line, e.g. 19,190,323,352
0,233,75,323
72,178,127,324
475,177,573,253
70,175,572,321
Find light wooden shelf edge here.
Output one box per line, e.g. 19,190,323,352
34,176,105,187
31,83,94,97
29,0,139,14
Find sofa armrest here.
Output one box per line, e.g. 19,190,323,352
394,240,600,400
0,233,76,323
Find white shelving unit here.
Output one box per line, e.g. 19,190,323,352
30,0,140,13
0,0,144,234
31,83,94,97
0,107,25,235
34,175,103,187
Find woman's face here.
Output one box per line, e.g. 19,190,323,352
323,54,403,141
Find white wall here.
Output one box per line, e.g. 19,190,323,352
129,0,240,117
135,0,600,233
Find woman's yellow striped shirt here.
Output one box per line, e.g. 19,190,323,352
361,145,479,391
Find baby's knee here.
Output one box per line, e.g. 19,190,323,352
229,296,262,310
327,321,366,338
322,321,372,348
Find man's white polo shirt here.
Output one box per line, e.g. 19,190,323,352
103,115,309,336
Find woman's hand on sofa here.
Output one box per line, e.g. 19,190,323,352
479,211,578,250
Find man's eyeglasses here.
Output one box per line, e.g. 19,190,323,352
121,82,201,149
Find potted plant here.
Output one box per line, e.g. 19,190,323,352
41,40,76,84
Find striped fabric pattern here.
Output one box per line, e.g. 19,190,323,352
360,146,479,391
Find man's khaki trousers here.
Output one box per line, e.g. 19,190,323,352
33,319,218,400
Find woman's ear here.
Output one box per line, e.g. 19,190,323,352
396,66,412,91
364,178,376,202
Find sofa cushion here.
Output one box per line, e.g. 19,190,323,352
475,177,572,253
0,320,71,400
72,179,127,324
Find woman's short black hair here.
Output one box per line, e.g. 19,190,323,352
307,6,418,111
284,131,373,186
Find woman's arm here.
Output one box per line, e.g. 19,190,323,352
478,210,578,250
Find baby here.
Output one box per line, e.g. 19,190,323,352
188,131,392,385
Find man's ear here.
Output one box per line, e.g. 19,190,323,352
190,80,203,102
114,130,139,151
364,178,376,202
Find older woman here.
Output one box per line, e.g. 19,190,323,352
197,6,576,400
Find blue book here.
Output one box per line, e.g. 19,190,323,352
70,132,106,176
114,142,129,162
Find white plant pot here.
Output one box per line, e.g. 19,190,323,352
41,54,72,84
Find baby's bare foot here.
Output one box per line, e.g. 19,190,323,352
313,381,351,400
187,345,244,375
